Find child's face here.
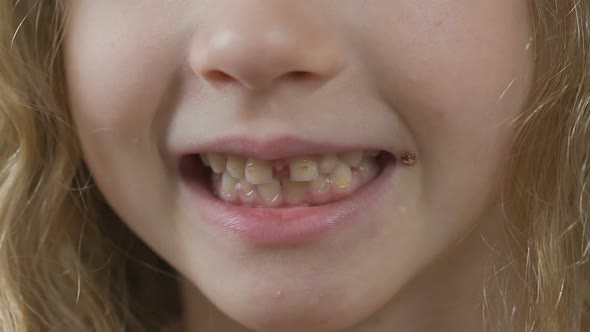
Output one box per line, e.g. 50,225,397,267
65,1,532,331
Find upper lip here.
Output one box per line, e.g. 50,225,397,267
177,135,389,160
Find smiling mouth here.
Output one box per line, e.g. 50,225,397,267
179,150,394,208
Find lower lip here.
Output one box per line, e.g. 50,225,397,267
180,157,396,246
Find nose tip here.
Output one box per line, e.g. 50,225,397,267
189,7,345,91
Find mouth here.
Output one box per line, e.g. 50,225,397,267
177,136,398,246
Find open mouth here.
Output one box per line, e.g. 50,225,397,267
177,140,399,246
179,150,394,208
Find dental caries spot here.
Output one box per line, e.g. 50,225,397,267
198,150,387,207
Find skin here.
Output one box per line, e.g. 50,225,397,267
64,1,533,331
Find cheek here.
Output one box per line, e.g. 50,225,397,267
62,10,187,247
64,2,188,146
356,1,534,225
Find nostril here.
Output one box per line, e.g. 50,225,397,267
203,70,235,84
286,71,314,81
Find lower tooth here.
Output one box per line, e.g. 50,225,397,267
358,158,379,179
282,179,307,201
311,175,329,193
221,172,238,198
330,163,353,188
257,180,282,205
238,178,255,194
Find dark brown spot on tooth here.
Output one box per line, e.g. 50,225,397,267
401,151,417,166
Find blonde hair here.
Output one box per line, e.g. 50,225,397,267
489,1,590,331
0,0,588,331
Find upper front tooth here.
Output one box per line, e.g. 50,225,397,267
319,154,338,174
289,157,319,182
339,151,363,167
245,159,274,184
207,154,227,173
226,156,246,179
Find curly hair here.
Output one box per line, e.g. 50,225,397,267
0,1,588,331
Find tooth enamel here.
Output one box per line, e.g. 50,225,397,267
339,151,363,168
319,154,338,174
311,175,329,192
245,159,274,184
289,157,319,182
358,158,379,178
221,171,238,196
200,154,211,167
365,150,381,157
330,162,353,188
282,179,307,199
208,154,227,173
238,178,255,194
257,180,281,204
226,156,246,179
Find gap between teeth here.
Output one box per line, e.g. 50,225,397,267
200,150,381,203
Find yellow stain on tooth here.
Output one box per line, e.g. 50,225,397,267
289,157,319,182
331,163,353,187
245,159,274,184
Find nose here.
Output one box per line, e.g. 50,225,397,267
189,2,346,91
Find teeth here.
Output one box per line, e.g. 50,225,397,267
311,175,329,193
226,156,246,179
202,150,382,201
200,154,211,167
282,179,307,201
208,154,227,174
339,151,363,168
257,180,282,204
238,178,255,194
289,157,319,182
319,154,338,174
358,158,379,179
221,171,239,197
245,159,274,185
330,162,353,188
